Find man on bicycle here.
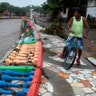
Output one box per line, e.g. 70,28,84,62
59,8,89,66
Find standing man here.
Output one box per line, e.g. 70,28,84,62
59,8,89,66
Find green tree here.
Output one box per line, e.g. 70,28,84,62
0,2,43,16
42,0,88,19
0,2,10,13
41,0,88,37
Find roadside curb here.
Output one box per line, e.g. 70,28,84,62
86,57,96,66
0,49,13,64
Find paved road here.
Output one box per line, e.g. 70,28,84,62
0,19,22,59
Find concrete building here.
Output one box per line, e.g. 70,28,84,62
86,0,96,17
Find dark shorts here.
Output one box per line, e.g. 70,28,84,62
65,36,83,49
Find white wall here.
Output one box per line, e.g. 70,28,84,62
86,0,96,17
86,7,96,17
87,0,96,6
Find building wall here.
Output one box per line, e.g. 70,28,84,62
86,0,96,17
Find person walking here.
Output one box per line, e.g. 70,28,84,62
59,8,89,66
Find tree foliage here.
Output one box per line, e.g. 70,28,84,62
0,2,43,16
42,0,88,19
0,2,10,13
41,0,88,37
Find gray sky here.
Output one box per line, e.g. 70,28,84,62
0,0,47,7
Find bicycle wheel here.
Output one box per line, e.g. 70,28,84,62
64,48,77,70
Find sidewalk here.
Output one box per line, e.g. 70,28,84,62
87,57,96,65
36,20,96,66
36,24,96,96
36,24,96,66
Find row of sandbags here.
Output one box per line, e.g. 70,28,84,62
5,43,39,65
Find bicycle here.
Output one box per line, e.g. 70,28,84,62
63,36,81,70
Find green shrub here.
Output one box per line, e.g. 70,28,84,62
87,15,96,29
42,18,67,39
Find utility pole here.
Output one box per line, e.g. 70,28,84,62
30,5,33,20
